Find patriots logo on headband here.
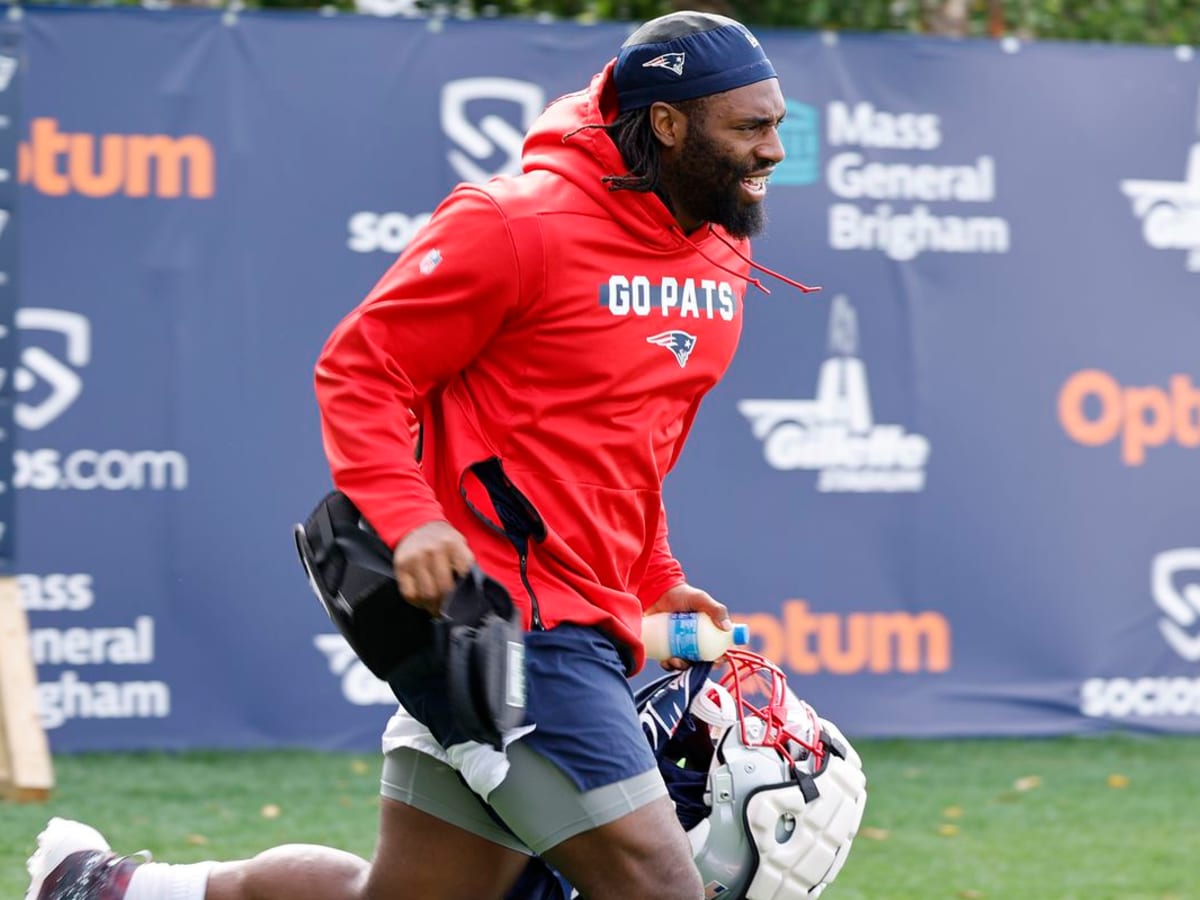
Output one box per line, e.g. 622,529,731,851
641,52,686,76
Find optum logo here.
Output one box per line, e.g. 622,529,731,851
743,600,951,674
19,118,215,199
1058,369,1200,466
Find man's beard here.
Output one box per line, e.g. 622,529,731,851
660,127,767,239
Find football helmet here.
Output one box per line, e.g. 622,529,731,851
636,649,867,899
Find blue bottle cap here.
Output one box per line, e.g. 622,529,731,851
731,623,750,646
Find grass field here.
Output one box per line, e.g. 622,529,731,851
4,735,1199,899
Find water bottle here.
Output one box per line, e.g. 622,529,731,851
642,612,750,661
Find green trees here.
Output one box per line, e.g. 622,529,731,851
432,0,1200,45
41,0,1200,45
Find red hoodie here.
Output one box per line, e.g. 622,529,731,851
315,61,756,673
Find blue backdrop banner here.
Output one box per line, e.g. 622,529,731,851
0,20,18,571
19,8,1200,751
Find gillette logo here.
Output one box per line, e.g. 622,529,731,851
738,295,930,492
1120,143,1200,272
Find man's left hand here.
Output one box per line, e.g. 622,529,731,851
644,583,733,671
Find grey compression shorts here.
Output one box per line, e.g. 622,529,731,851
380,742,668,855
379,623,671,854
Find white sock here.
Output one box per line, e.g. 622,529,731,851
125,861,216,900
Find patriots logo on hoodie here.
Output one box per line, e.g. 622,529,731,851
647,331,697,368
642,52,686,76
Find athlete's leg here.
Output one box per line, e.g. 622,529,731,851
28,752,530,900
488,740,700,900
205,747,530,900
542,796,702,900
204,796,529,900
468,623,705,899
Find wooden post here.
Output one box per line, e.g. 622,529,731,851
0,575,53,802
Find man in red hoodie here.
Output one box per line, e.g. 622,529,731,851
28,10,798,900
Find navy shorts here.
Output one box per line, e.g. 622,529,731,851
381,623,666,853
389,622,657,791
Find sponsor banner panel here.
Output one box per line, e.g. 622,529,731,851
0,23,18,570
18,9,1200,750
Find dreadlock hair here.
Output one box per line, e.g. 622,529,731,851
603,96,707,194
601,10,729,194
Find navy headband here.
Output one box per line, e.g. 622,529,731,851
614,22,777,114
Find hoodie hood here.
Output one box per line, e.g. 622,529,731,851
521,60,698,252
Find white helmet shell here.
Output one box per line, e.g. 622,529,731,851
684,715,867,899
742,747,867,898
634,651,867,900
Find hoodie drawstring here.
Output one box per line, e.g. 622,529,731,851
679,228,770,293
707,227,822,295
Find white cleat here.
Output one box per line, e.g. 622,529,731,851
25,817,113,900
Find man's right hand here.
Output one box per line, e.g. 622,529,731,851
392,520,476,615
